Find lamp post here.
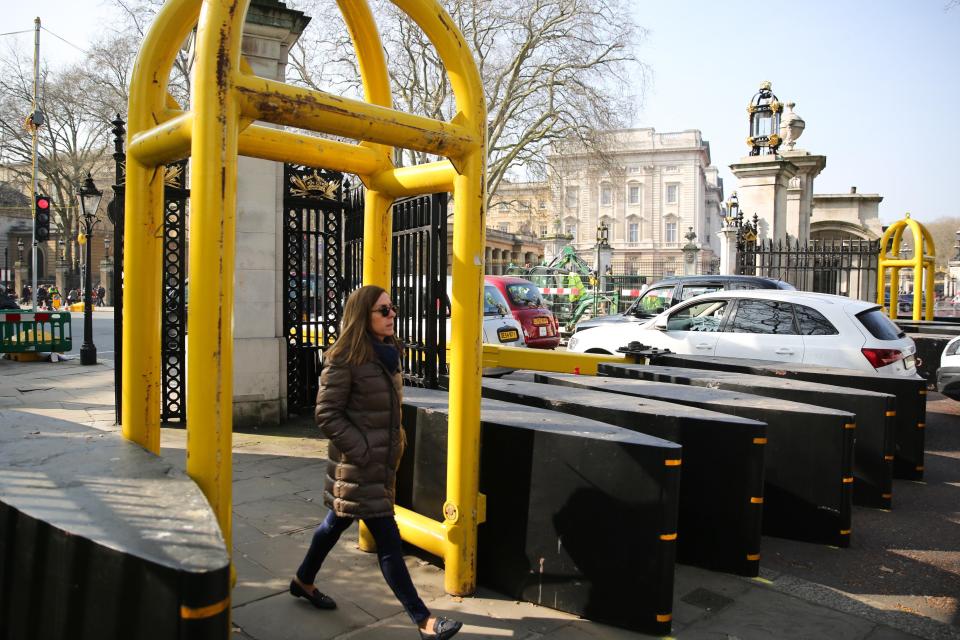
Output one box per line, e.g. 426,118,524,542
17,237,24,263
725,192,740,227
78,173,102,365
593,221,609,317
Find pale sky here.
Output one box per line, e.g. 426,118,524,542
5,0,960,225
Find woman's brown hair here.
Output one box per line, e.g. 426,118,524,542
324,285,401,367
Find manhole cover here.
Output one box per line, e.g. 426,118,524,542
681,587,734,612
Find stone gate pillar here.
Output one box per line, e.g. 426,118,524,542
99,258,114,307
729,156,797,244
231,0,309,428
717,225,739,275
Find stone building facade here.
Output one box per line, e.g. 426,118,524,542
810,186,884,241
487,128,724,273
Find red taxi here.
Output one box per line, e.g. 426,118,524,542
485,275,560,349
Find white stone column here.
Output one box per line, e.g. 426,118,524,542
729,156,797,244
99,259,114,306
231,1,309,428
716,225,739,275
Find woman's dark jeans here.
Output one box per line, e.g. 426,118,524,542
296,510,430,625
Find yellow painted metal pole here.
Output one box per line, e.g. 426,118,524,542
185,0,247,552
126,112,194,166
337,0,394,553
122,0,201,452
444,147,485,596
237,125,384,176
232,74,478,157
913,260,923,322
367,161,457,197
393,0,488,596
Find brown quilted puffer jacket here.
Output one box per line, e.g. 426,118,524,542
315,358,406,519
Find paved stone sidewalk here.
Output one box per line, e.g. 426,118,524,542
2,356,958,639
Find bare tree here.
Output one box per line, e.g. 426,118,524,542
0,45,125,268
289,0,647,207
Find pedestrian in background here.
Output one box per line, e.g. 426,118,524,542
290,285,463,640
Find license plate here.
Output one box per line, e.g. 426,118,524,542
904,354,916,370
539,327,547,336
532,317,549,326
498,328,519,342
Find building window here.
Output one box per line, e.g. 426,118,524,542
499,223,509,232
627,165,639,174
538,199,546,209
628,184,640,205
665,165,679,173
665,221,677,243
498,201,508,210
565,223,577,240
628,222,639,243
665,184,678,204
565,186,578,208
600,184,612,206
539,224,548,237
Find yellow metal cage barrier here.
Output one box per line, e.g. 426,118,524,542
123,0,487,596
877,214,935,322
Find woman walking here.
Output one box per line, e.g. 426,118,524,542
291,285,463,640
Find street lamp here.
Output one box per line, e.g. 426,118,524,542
593,222,609,317
17,237,24,262
78,173,102,365
724,192,740,226
103,234,111,260
58,237,65,261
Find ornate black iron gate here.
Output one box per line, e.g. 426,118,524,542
391,193,448,388
282,166,349,413
735,214,880,301
111,116,189,424
342,192,448,389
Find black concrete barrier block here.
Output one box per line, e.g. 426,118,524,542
601,362,896,515
483,375,766,577
400,387,680,635
646,354,925,483
0,417,230,640
533,372,856,548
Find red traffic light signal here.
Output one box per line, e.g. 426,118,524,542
35,194,51,242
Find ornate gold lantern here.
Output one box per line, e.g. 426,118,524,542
746,81,782,156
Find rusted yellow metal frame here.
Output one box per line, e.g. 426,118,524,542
124,0,486,595
877,216,936,322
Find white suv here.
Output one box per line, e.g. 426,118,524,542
568,290,919,377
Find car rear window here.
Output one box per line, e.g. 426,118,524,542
505,282,544,308
795,305,838,335
856,308,905,340
729,300,796,334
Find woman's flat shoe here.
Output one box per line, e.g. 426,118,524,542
289,579,337,609
419,616,463,640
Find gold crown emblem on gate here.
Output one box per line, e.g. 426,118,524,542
289,170,340,200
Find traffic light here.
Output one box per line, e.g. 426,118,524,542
35,194,51,242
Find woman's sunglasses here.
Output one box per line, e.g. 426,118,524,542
372,304,399,317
